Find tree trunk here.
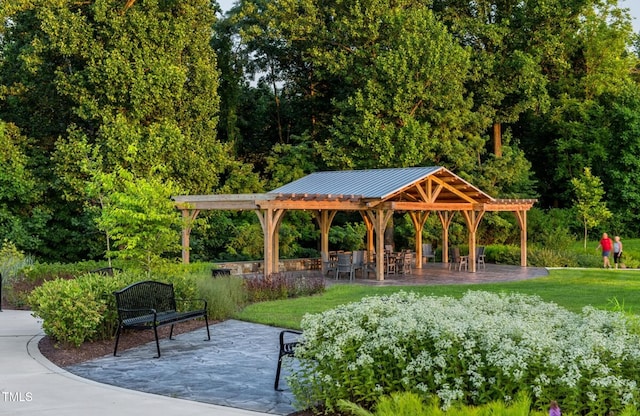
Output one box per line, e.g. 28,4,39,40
493,122,502,157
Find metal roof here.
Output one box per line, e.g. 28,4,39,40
269,166,442,199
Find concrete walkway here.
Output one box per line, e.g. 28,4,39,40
0,309,274,416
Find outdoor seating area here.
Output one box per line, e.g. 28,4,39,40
447,246,486,272
323,248,419,280
174,167,537,279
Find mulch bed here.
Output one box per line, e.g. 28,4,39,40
38,319,209,367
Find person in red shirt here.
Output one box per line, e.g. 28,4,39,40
596,232,613,269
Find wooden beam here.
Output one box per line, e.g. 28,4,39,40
259,200,365,210
176,200,261,210
430,176,479,204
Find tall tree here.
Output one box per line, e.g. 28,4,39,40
431,0,582,157
238,0,536,198
322,6,480,171
518,0,637,211
0,122,47,251
0,0,232,260
239,0,480,169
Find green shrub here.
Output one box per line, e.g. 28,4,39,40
574,252,601,268
290,291,640,414
338,391,539,416
28,274,132,346
195,275,247,320
28,270,201,346
0,240,35,307
527,248,577,267
484,245,520,264
22,260,118,282
0,240,34,282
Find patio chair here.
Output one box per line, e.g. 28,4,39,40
385,252,397,275
335,253,354,280
422,243,436,264
321,251,336,276
476,246,486,270
351,250,365,278
449,247,468,271
399,251,413,275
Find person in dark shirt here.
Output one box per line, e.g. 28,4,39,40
613,235,623,269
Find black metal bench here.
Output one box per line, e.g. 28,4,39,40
274,329,302,390
113,280,210,358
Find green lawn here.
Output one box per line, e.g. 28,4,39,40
234,268,640,329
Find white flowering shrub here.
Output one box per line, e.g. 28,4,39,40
288,291,640,414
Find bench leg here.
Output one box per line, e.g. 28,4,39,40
169,324,175,340
274,354,285,391
113,325,122,356
154,324,161,358
204,315,211,341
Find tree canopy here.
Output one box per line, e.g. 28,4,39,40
0,0,639,261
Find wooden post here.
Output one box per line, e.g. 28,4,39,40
256,208,286,276
461,210,485,273
180,209,200,264
315,210,337,274
366,209,394,281
514,210,528,266
409,211,430,269
437,211,454,263
362,213,375,263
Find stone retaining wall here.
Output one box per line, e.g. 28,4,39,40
212,258,321,276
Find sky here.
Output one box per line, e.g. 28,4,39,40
218,0,640,33
623,0,640,33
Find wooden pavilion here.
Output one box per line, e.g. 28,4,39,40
172,166,536,281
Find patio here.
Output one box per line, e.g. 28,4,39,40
330,262,549,286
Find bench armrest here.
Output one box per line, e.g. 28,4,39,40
279,329,302,346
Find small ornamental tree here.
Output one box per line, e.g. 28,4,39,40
96,168,186,276
571,167,612,250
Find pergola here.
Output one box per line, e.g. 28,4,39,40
173,166,536,281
